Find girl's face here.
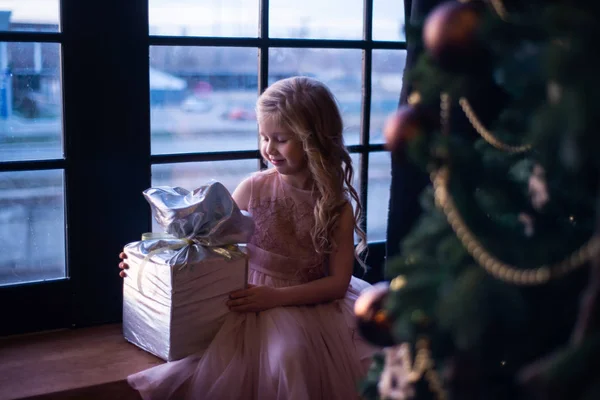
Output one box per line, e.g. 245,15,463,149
259,117,307,177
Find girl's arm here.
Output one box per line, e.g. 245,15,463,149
227,201,357,312
232,176,252,211
276,203,355,305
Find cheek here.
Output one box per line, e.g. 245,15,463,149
260,146,269,160
260,140,269,153
289,145,305,163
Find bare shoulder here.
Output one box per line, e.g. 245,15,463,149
254,168,278,182
232,170,276,211
234,169,283,211
341,201,354,220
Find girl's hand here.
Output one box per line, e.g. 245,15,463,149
227,284,282,312
119,251,129,278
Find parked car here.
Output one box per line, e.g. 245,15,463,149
181,96,213,113
221,104,256,121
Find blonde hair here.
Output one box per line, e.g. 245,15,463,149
256,76,368,270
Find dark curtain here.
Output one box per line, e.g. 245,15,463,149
385,0,443,265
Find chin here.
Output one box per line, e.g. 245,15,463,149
274,166,291,175
270,161,303,175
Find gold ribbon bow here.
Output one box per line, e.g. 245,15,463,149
135,232,246,296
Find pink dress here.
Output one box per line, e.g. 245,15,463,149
128,170,378,400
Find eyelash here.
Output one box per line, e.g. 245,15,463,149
262,137,287,143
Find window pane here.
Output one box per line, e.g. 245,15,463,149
367,151,391,242
0,170,65,286
149,0,258,37
373,0,405,41
150,46,259,155
0,1,60,32
371,50,406,144
270,0,362,39
151,159,258,231
0,42,63,162
269,48,362,145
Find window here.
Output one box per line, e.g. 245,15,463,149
0,1,67,334
147,0,406,243
1,0,406,336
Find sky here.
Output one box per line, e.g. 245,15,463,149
0,0,405,40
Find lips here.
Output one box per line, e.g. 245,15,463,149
270,158,285,165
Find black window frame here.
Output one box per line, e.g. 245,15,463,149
1,0,406,337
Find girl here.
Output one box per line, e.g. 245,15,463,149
119,76,378,399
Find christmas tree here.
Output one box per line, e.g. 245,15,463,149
356,1,600,399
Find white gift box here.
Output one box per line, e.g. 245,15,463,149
121,182,254,361
123,241,248,361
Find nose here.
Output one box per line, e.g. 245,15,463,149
266,140,278,156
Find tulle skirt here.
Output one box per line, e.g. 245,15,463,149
128,248,377,400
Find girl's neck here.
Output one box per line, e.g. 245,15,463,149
279,170,314,191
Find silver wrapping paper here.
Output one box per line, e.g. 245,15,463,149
122,181,254,361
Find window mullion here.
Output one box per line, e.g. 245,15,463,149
359,0,374,234
61,0,151,328
258,0,269,170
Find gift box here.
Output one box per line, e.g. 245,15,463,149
122,181,254,361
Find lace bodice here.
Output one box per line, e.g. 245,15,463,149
247,171,326,281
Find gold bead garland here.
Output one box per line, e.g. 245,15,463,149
390,275,407,290
433,91,532,153
458,97,532,153
441,93,451,136
432,166,600,285
431,20,593,285
408,92,422,105
456,1,531,153
399,338,448,400
489,0,509,21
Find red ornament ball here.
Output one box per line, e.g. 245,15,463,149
423,0,485,71
384,105,429,155
354,282,396,347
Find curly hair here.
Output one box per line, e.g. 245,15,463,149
256,76,368,269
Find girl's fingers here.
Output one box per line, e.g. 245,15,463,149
231,285,255,298
229,289,249,299
119,271,127,278
119,252,128,260
119,262,129,270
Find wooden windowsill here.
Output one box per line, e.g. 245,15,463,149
0,324,163,400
